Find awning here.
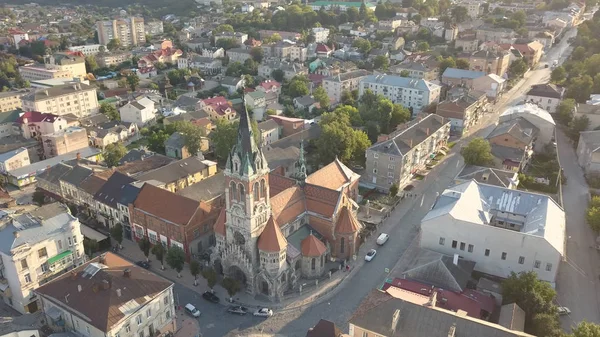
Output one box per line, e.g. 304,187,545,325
80,224,109,241
47,250,72,265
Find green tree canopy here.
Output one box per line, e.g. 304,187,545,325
104,143,127,168
152,243,166,270
287,76,310,97
509,58,528,78
461,137,494,166
550,66,566,84
373,55,390,70
214,24,234,33
211,118,238,162
99,102,120,121
316,109,371,166
166,246,186,277
174,121,206,156
126,73,140,92
190,260,201,286
138,237,151,262
556,98,576,125
313,85,330,109
455,59,470,70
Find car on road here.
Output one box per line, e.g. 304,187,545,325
184,303,201,317
202,291,220,303
376,233,389,245
253,308,273,317
558,307,571,316
227,305,248,315
135,261,150,269
365,249,377,261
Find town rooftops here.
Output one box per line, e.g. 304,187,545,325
455,165,519,189
487,117,539,144
35,253,173,333
22,83,95,101
94,172,137,208
134,183,201,225
257,119,280,132
0,147,27,163
422,180,565,255
8,147,100,179
442,68,486,80
500,103,556,126
176,172,226,202
324,69,370,82
16,110,61,124
526,83,565,99
362,74,441,91
137,157,217,184
305,158,359,191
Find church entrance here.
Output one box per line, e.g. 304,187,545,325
228,265,247,285
261,280,269,295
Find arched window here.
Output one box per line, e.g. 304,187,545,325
260,179,266,200
230,181,237,201
340,237,345,254
253,182,259,200
311,258,316,270
239,184,245,202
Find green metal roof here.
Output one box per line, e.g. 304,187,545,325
0,109,21,124
47,250,72,265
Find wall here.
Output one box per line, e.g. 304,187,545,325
525,95,561,113
0,150,30,174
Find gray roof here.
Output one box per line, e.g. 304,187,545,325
294,95,316,107
324,69,370,83
264,146,300,170
22,83,95,101
80,113,111,127
165,132,186,149
490,144,526,162
174,94,201,108
350,289,534,337
456,165,518,189
60,165,94,186
578,130,600,151
0,311,44,335
118,149,159,165
267,124,321,150
258,119,280,132
0,109,21,125
362,75,440,92
8,147,100,179
137,157,213,184
526,83,564,99
221,76,242,86
94,172,137,208
487,117,539,144
369,114,448,156
0,147,27,163
498,303,526,332
37,162,73,186
176,172,225,201
443,67,486,80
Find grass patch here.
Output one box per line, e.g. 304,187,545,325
448,141,457,149
126,138,148,150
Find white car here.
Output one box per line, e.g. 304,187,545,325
557,307,571,316
376,233,390,245
365,249,377,261
253,308,273,317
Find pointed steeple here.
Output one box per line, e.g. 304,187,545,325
226,94,266,176
291,142,307,184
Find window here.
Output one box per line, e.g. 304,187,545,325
68,237,72,246
373,153,379,159
459,242,465,251
146,308,151,318
116,333,120,337
518,256,525,264
451,240,457,248
362,332,368,337
534,260,541,268
136,315,142,325
138,332,144,337
485,249,490,256
389,157,395,161
546,263,552,271
501,252,507,260
340,237,345,254
41,263,49,273
373,169,378,174
58,240,63,250
24,274,31,283
468,244,474,253
388,164,395,169
311,258,316,270
86,326,90,335
164,295,170,305
387,172,394,178
38,247,47,258
166,310,171,320
439,237,445,245
21,259,28,270
125,325,131,333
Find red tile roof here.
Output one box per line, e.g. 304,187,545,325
16,111,60,124
133,184,200,226
258,216,287,252
259,80,281,90
335,206,360,234
301,234,327,257
214,208,226,236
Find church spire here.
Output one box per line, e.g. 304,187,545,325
226,94,264,176
291,142,307,184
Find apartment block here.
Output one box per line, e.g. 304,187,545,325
21,83,99,118
67,44,105,56
96,17,146,47
96,52,132,68
0,203,85,313
41,126,89,159
0,90,29,113
359,75,441,115
322,70,369,103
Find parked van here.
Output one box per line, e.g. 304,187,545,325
185,303,201,317
376,233,389,245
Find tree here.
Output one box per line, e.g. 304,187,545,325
288,77,310,97
271,69,285,82
110,223,123,249
83,238,99,259
556,99,576,125
214,24,234,33
567,75,594,103
211,119,238,162
568,115,590,142
266,109,277,116
190,260,201,286
389,183,399,197
550,66,567,83
373,55,390,70
353,37,372,54
85,56,98,73
166,246,185,277
104,143,127,168
531,313,562,337
32,190,46,205
390,104,411,129
438,57,457,75
216,38,240,50
126,73,140,92
138,237,151,262
249,46,264,63
147,130,169,153
509,58,528,78
455,59,470,70
152,244,166,270
107,38,120,51
400,70,411,77
99,102,120,121
316,110,371,165
175,121,206,156
451,6,469,23
222,277,241,302
313,86,330,109
202,267,218,290
417,42,430,52
461,137,494,165
571,321,600,337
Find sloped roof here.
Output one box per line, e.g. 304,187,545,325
213,208,226,236
306,319,344,337
369,114,447,156
133,183,200,226
442,68,486,80
258,216,287,252
306,158,359,191
94,172,137,208
487,117,539,144
301,234,327,257
335,206,360,234
455,165,518,189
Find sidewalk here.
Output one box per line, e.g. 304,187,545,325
174,309,200,337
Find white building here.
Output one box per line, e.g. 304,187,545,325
67,45,105,56
322,69,369,103
420,180,565,285
119,97,156,126
524,83,565,113
96,17,146,47
499,103,556,152
0,203,85,314
311,27,330,43
467,2,481,17
359,75,441,116
21,83,99,118
11,30,29,48
35,253,176,337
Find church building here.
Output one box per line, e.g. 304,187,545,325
212,103,363,301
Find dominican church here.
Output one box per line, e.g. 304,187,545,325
211,104,364,301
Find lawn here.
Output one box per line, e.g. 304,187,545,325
126,138,148,150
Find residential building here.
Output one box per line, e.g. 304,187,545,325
312,27,330,43
16,111,69,140
164,132,209,160
18,65,71,82
310,1,375,11
198,96,237,121
0,203,85,313
475,26,516,43
96,52,133,68
36,253,175,337
258,61,307,81
455,36,480,53
498,41,545,67
525,83,565,113
455,165,520,189
137,47,183,68
0,147,30,176
441,68,486,87
94,172,139,229
119,97,156,126
359,75,441,115
257,119,281,146
41,126,88,159
499,103,556,151
220,76,245,95
435,91,487,135
364,114,450,191
136,157,218,193
177,54,222,76
467,2,481,17
472,74,507,100
43,53,87,81
421,180,565,284
10,29,29,48
213,32,248,45
377,16,404,32
577,130,600,173
21,83,99,118
67,45,104,56
389,62,438,81
268,115,305,137
96,17,146,47
460,50,510,76
57,165,95,205
307,320,348,337
0,110,20,139
145,20,164,35
258,30,301,41
0,90,29,113
245,91,268,121
86,121,137,150
322,70,369,103
349,287,535,337
227,48,252,63
487,117,538,171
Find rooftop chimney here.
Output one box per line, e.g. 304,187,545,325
448,324,456,337
102,279,110,290
44,90,49,96
123,268,131,277
426,290,438,307
76,152,81,161
77,284,82,292
391,309,401,333
13,231,19,238
453,253,459,265
426,128,430,135
116,288,122,297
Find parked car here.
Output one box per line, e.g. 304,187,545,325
253,308,273,317
135,261,150,269
184,303,201,317
558,307,571,316
376,233,389,245
227,305,248,315
365,249,377,261
202,291,220,303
